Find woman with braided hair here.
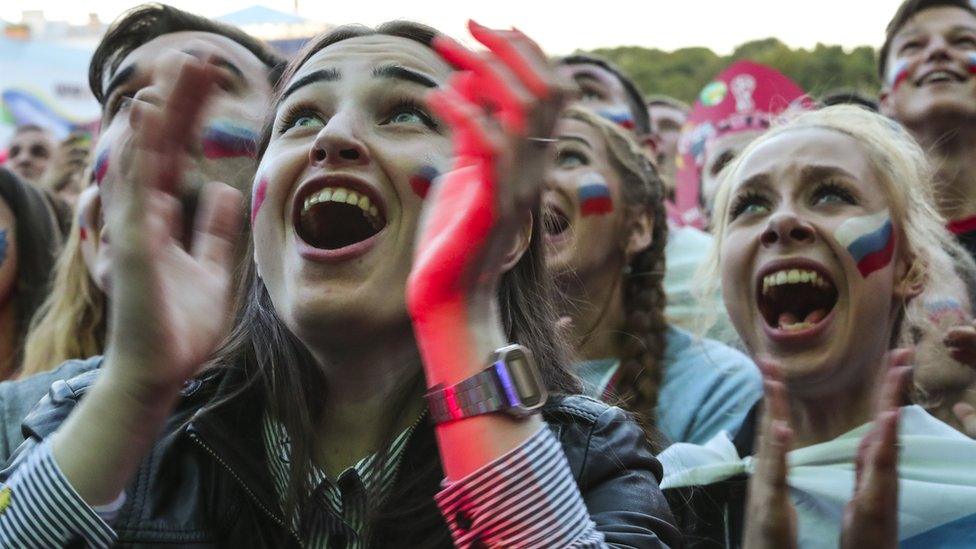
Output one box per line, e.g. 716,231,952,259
544,106,762,445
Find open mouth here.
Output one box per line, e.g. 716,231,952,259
543,204,571,237
758,268,838,332
295,185,386,251
916,69,966,87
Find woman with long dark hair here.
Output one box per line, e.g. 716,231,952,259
0,21,678,548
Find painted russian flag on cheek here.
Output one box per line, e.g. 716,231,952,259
202,120,258,160
250,177,268,225
834,210,896,278
597,108,635,131
969,52,976,75
93,148,109,185
578,173,614,216
889,58,911,90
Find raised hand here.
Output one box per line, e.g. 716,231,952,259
742,362,798,549
406,21,568,324
103,54,243,392
840,351,911,549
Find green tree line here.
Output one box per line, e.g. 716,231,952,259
585,38,881,105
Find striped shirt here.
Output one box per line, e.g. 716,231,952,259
0,425,606,548
261,413,420,548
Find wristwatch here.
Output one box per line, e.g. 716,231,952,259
425,344,548,424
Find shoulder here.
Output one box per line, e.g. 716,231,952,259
0,357,103,458
664,326,759,380
543,394,661,477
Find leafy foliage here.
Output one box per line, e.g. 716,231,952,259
585,38,880,104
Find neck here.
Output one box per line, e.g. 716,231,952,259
787,363,884,449
0,299,16,380
564,268,626,362
306,326,425,477
908,121,976,222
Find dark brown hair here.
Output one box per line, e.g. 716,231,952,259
210,22,581,546
0,168,64,374
89,3,286,105
878,0,976,80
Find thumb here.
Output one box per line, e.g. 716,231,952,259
953,402,976,439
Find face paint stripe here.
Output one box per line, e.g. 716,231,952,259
834,210,895,278
888,58,910,90
845,220,893,263
410,165,440,199
250,178,268,225
202,120,258,160
0,230,8,266
597,109,636,131
579,183,613,216
854,230,896,278
969,52,976,75
93,149,109,185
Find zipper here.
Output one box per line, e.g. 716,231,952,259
188,431,302,545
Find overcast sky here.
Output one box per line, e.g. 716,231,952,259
2,0,906,55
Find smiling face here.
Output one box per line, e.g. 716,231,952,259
252,34,452,343
719,128,912,393
544,118,629,282
881,6,976,127
96,31,273,199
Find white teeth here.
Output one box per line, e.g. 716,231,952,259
300,186,384,229
761,269,832,295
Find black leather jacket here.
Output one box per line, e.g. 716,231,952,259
2,358,681,548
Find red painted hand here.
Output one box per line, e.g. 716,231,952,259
406,22,568,321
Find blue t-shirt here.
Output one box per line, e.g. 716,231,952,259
576,326,762,445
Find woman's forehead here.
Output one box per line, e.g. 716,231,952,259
732,127,875,189
292,34,451,84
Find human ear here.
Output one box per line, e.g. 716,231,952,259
894,256,925,301
625,208,654,260
878,88,895,118
500,209,533,273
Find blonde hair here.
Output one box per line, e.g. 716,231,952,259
699,105,955,335
21,201,106,376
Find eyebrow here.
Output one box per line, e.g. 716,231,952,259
183,49,246,82
372,64,438,88
104,64,137,102
557,135,594,149
281,68,341,101
734,173,772,194
799,164,858,183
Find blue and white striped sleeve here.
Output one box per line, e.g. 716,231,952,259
0,438,117,548
435,425,605,548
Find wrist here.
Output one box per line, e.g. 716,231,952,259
411,298,507,387
102,351,186,402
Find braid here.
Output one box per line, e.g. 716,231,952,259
615,183,669,441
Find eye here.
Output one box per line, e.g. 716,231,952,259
729,191,771,220
278,106,326,134
899,39,923,54
953,35,976,48
108,94,135,118
556,149,588,169
381,100,438,130
810,181,857,207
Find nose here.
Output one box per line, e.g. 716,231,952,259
309,111,370,168
760,211,816,248
922,35,953,63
